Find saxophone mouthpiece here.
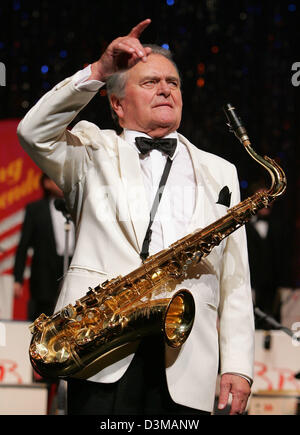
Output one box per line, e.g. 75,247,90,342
223,103,250,145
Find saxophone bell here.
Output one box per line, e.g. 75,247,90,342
164,290,195,348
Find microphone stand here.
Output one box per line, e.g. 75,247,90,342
254,306,296,339
254,306,300,381
63,213,72,276
53,198,72,414
54,199,72,275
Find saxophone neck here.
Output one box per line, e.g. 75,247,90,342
223,103,287,201
243,140,287,201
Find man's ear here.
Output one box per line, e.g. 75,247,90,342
110,95,124,120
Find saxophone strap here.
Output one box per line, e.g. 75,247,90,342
140,157,173,261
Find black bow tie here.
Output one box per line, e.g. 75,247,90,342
135,137,177,158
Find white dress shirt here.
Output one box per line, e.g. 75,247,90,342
123,129,196,255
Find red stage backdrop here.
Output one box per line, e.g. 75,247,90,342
0,119,43,319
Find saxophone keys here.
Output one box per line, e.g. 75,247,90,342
75,328,96,346
151,269,163,281
192,251,202,263
35,343,49,359
86,286,96,295
29,313,49,333
30,343,43,359
85,308,102,325
60,304,76,320
85,297,99,307
55,347,70,363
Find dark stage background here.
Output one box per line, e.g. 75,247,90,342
0,0,299,286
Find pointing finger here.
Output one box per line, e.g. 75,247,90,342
128,18,151,39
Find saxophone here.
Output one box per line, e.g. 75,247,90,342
29,104,287,379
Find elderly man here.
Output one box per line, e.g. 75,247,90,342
17,19,254,415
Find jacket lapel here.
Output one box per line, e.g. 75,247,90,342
117,135,150,253
179,134,226,234
178,134,212,232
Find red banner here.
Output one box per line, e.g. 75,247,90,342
0,119,43,319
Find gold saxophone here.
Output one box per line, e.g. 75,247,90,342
29,104,287,379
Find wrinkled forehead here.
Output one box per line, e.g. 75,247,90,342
126,53,181,83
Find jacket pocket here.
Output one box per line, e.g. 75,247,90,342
205,302,218,311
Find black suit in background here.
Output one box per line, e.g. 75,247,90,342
13,198,64,321
246,210,292,326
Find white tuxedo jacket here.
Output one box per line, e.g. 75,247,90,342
17,72,254,412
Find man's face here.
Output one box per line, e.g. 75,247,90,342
112,54,183,137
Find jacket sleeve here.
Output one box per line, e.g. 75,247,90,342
17,72,100,194
218,165,255,381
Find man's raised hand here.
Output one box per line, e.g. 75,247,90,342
89,19,152,82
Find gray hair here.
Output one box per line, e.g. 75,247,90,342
106,44,181,125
